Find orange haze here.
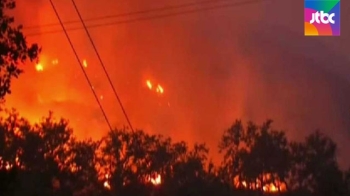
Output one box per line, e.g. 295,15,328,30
5,0,350,168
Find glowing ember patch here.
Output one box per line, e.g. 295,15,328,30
35,63,44,71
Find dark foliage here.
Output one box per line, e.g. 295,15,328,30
0,0,40,100
0,1,348,196
0,110,348,196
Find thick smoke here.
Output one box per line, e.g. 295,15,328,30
6,0,350,167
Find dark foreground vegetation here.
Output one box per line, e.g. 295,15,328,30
0,109,349,196
0,1,350,196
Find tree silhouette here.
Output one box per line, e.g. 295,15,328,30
0,110,74,196
101,129,161,196
0,0,40,100
289,130,347,196
0,109,30,168
219,120,290,194
1,112,350,196
63,139,104,196
345,168,350,195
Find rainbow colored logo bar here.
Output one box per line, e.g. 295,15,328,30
304,0,340,36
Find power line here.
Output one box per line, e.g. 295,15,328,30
27,0,268,37
70,0,134,132
25,0,246,30
48,0,113,131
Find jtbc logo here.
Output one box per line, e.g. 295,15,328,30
310,11,335,24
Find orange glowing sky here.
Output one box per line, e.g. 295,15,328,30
5,0,350,167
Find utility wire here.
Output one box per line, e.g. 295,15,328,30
70,0,134,132
25,0,248,30
27,0,268,37
48,0,113,131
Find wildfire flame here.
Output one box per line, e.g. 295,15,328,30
146,80,152,89
103,173,111,189
265,184,279,192
103,181,111,189
145,80,164,94
0,156,283,193
83,59,88,68
156,84,164,94
35,63,44,71
147,174,162,186
35,57,59,72
234,175,286,193
52,59,58,65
